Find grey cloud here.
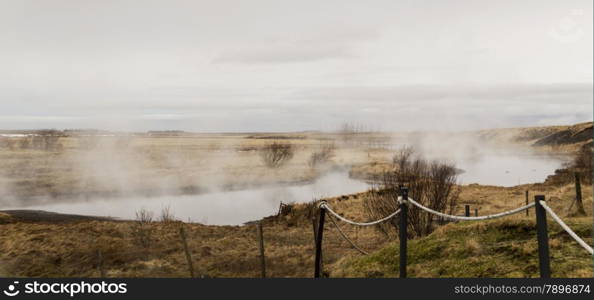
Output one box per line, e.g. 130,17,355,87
213,29,378,64
0,0,591,132
214,44,353,64
287,83,593,104
1,83,590,132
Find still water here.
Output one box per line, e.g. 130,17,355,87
456,153,566,187
12,153,565,224
17,171,369,225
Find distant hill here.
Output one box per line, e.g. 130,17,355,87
532,122,592,147
475,122,592,151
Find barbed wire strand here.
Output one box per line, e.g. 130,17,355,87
326,214,369,255
320,202,401,226
405,197,535,221
539,201,593,255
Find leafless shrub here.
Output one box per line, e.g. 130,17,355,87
572,144,592,183
552,143,593,185
260,142,295,168
338,122,362,145
132,208,154,248
308,143,335,168
364,146,459,238
303,200,319,220
159,205,176,223
337,122,382,147
136,208,153,223
392,146,415,170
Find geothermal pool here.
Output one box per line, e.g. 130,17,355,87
14,171,370,225
456,152,567,187
8,152,566,225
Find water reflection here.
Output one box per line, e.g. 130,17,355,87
10,153,566,224
17,171,370,225
457,153,566,186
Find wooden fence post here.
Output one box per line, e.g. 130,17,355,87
534,195,551,278
399,186,408,278
574,172,586,216
97,249,106,277
314,205,326,278
465,205,470,217
311,216,323,271
179,226,195,278
525,190,529,217
311,217,318,243
257,222,267,278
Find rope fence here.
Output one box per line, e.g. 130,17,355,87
539,201,593,255
320,201,400,226
313,188,593,279
405,197,535,221
318,201,401,256
326,214,369,255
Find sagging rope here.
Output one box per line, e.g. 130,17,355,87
326,214,369,255
320,201,401,226
539,201,593,255
405,197,535,221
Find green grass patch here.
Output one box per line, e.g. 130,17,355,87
331,217,593,278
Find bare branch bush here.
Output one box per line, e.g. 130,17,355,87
338,122,363,145
159,205,176,223
132,208,154,248
308,142,335,168
552,143,593,185
392,146,415,170
260,142,295,168
572,144,592,183
364,146,459,238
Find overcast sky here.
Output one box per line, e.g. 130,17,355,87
0,0,592,132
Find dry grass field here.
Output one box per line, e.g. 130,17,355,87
0,122,591,278
0,132,391,205
0,181,590,278
2,122,590,204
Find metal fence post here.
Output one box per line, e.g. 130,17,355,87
399,187,408,278
534,195,551,278
314,204,326,278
